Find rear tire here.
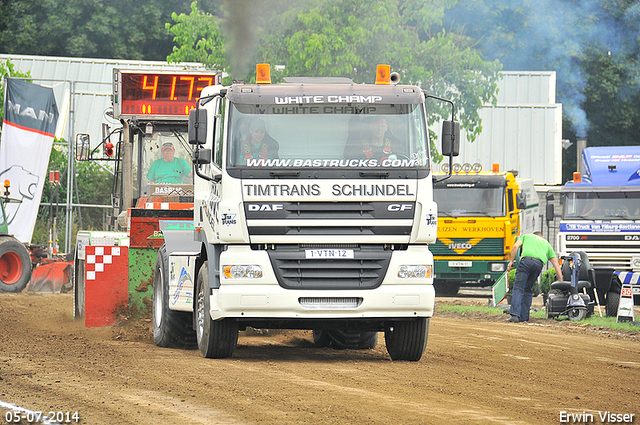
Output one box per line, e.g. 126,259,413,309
153,244,197,348
73,255,85,318
312,330,378,349
384,318,429,361
605,291,620,317
196,261,238,358
0,236,32,293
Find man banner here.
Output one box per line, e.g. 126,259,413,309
0,78,59,243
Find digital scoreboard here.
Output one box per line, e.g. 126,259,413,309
113,69,222,119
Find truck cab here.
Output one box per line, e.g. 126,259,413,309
431,166,534,295
558,146,640,315
154,65,460,361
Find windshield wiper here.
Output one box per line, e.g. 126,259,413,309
359,171,390,178
269,170,300,178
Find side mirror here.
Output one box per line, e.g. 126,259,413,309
516,192,527,210
194,148,212,165
188,109,207,145
546,203,555,222
441,121,460,157
75,134,90,161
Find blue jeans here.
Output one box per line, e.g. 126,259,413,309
510,257,543,321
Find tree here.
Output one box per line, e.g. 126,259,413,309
0,0,193,60
166,2,226,69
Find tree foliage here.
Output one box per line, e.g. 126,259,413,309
0,0,194,60
166,2,226,69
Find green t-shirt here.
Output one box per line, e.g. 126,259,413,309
147,157,191,184
519,233,556,263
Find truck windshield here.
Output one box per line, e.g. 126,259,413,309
227,103,429,169
137,128,193,198
563,191,640,220
434,187,505,217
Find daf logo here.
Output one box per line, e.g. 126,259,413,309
248,204,284,212
388,204,413,212
625,235,640,241
449,243,472,250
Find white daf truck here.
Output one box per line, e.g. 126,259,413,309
152,64,460,361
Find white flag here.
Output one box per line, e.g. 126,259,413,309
0,78,59,243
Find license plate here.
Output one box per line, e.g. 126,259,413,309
448,261,472,267
305,249,354,259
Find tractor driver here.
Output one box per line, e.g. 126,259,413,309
147,142,193,184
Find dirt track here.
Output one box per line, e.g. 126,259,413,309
0,292,639,425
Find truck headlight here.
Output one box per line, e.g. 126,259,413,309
223,265,263,279
631,257,640,271
490,263,505,272
397,265,432,279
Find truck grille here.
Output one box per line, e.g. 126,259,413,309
562,239,640,269
267,245,392,290
430,238,505,257
245,201,414,242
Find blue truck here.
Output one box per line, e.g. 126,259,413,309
557,146,640,315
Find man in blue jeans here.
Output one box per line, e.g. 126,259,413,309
506,231,563,322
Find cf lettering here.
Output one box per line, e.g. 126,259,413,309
388,204,413,212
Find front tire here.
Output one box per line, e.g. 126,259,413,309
385,318,429,361
196,261,238,358
0,236,31,293
153,244,196,348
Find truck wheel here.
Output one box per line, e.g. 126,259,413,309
153,245,196,348
312,330,378,349
0,236,32,293
605,291,620,317
384,318,429,361
195,261,238,358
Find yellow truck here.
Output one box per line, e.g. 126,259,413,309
432,164,538,295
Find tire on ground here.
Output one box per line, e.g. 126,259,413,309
74,250,86,318
312,330,378,349
605,291,620,317
195,261,238,358
0,236,32,293
384,318,429,361
153,244,197,348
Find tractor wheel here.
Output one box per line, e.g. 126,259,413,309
73,254,86,318
153,244,197,348
195,261,238,358
312,330,378,349
605,291,620,317
0,236,32,293
384,318,429,361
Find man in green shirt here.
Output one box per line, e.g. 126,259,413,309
506,231,563,322
147,142,192,184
